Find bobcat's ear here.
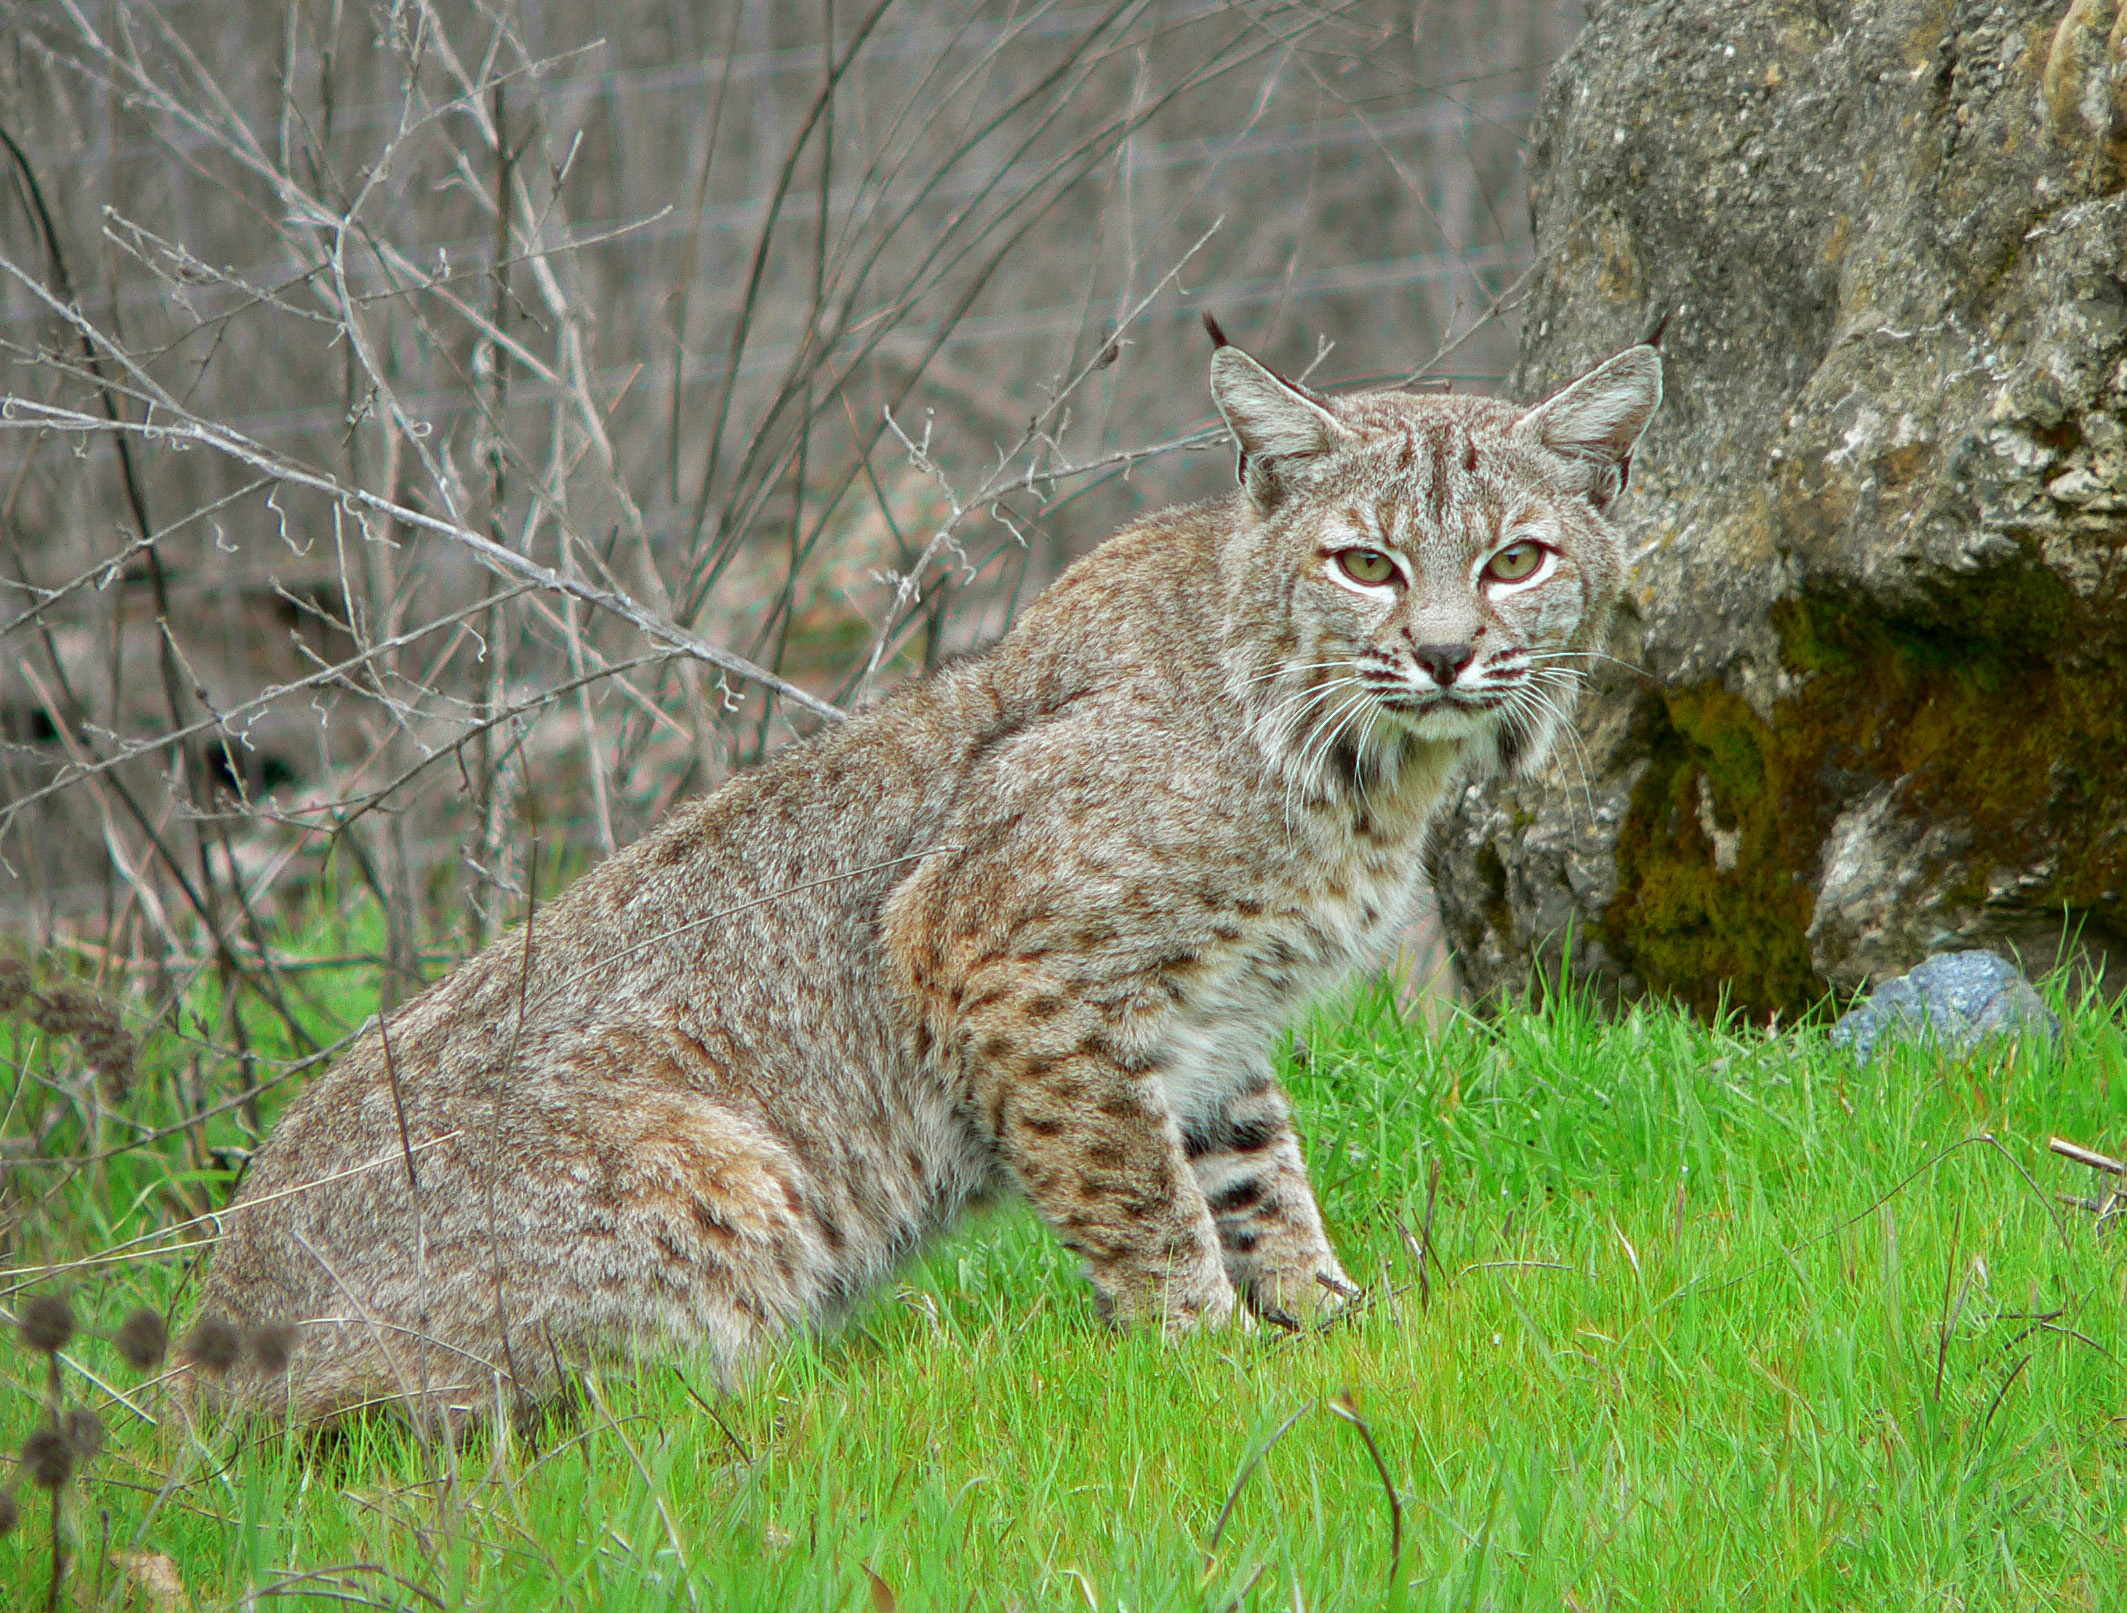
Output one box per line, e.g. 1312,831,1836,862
1209,345,1349,505
1517,345,1663,512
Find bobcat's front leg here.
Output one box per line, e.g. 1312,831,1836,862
887,854,1237,1332
952,1002,1237,1332
1184,1074,1354,1324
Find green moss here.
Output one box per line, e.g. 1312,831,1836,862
1601,565,2127,1022
1604,682,1824,1019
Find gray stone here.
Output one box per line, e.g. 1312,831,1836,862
1829,949,2059,1063
1429,0,2127,1019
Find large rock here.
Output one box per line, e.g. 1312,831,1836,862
1429,0,2127,1017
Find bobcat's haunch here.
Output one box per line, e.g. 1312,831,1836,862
200,334,1661,1423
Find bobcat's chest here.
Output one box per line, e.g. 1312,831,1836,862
1153,828,1420,1129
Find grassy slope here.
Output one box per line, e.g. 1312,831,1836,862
4,965,2125,1611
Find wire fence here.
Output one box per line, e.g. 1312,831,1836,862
0,0,1581,1095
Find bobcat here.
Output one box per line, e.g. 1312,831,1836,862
200,326,1660,1422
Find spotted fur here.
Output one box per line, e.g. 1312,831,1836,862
200,336,1660,1423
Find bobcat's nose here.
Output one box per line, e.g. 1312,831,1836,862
1412,642,1476,687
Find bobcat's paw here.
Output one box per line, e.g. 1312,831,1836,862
1245,1256,1359,1329
1165,1274,1241,1334
1094,1251,1240,1335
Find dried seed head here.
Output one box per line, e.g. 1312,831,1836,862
112,1308,169,1371
62,1407,104,1462
78,1025,138,1097
247,1322,298,1376
180,1315,242,1376
28,984,135,1095
33,983,92,1038
0,956,28,1015
18,1293,76,1355
0,1487,17,1536
21,1424,73,1489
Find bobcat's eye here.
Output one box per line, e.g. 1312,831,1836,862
1485,541,1546,584
1336,549,1397,586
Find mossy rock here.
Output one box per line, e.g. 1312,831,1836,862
1429,0,2127,1019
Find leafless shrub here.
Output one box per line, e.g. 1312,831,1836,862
0,1,1578,1132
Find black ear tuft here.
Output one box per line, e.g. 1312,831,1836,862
1208,311,1243,479
1206,313,1243,481
1642,308,1672,348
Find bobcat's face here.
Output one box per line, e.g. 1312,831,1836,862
1211,339,1661,785
1295,418,1608,749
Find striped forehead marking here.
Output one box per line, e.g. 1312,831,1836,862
1426,422,1454,522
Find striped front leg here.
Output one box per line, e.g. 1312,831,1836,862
1182,1074,1355,1325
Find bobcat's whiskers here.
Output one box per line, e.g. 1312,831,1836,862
1495,668,1600,818
1248,670,1366,765
1292,687,1381,818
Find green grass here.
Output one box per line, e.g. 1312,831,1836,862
5,964,2126,1610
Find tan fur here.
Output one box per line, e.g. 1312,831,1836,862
200,337,1660,1423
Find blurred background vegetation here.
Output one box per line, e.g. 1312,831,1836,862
0,0,1579,1101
